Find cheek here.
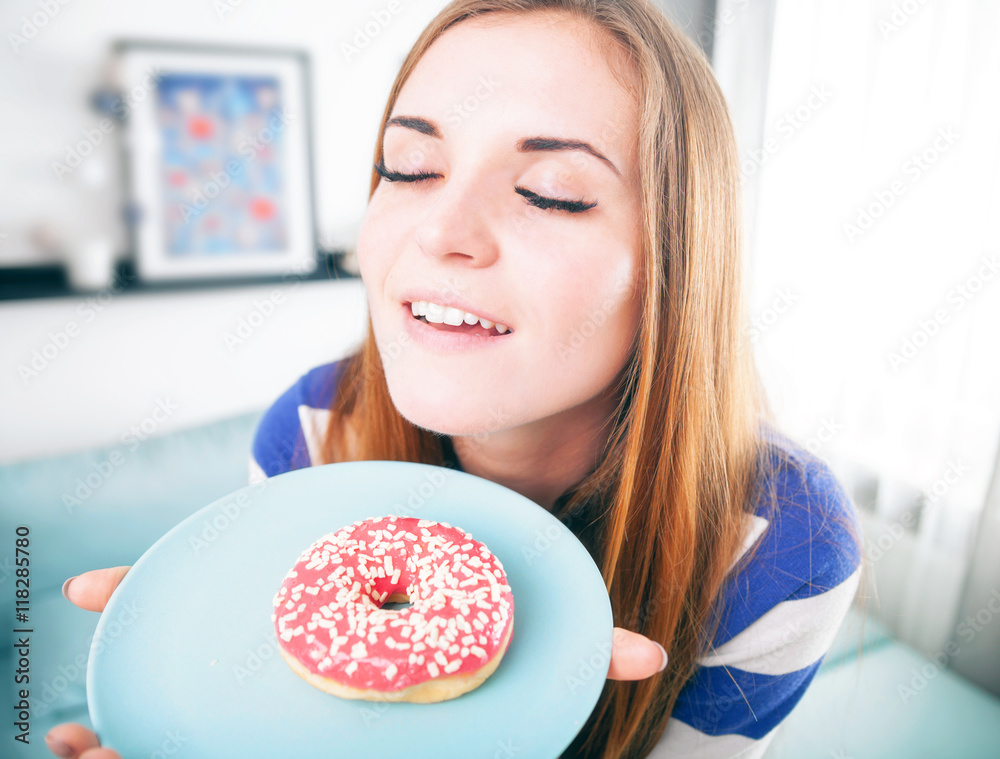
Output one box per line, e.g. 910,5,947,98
357,197,406,319
543,251,641,368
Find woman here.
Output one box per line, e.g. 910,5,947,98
49,1,863,757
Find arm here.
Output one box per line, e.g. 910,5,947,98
650,445,864,758
648,565,862,758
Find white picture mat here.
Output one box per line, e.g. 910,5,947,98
121,46,315,281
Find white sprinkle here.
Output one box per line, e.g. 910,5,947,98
427,661,440,677
345,661,358,676
444,660,461,674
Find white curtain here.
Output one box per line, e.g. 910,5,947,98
713,0,1000,659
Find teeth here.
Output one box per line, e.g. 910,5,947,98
424,302,445,323
442,306,465,326
409,300,510,334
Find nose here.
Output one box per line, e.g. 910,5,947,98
412,178,501,268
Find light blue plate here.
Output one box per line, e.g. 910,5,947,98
87,461,613,758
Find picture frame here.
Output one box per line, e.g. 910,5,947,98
116,40,317,283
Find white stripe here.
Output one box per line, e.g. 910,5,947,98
697,565,862,675
648,718,776,758
726,514,770,575
298,405,332,465
249,455,267,485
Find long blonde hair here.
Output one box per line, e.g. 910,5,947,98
322,1,800,756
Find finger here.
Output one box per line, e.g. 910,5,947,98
79,749,122,759
62,566,131,613
44,723,100,758
606,627,669,680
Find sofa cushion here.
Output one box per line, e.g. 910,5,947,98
764,639,1000,758
0,410,263,594
0,409,263,756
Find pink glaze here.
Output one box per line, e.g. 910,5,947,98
272,515,514,692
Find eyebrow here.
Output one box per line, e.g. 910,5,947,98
385,115,622,179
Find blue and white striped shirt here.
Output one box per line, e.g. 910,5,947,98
250,361,862,758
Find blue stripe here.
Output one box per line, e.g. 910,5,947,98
711,428,862,647
672,658,824,739
299,360,342,410
251,362,344,476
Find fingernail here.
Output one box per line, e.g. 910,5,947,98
45,733,73,757
654,642,668,672
61,576,77,601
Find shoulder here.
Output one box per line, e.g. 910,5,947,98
745,424,863,605
711,423,863,647
249,360,347,480
665,424,863,746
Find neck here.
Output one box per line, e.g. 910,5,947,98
450,386,619,510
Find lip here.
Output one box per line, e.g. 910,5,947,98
398,289,511,331
400,301,514,351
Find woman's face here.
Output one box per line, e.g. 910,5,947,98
358,11,643,437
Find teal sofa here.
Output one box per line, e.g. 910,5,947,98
2,411,999,758
764,606,1000,758
0,410,263,757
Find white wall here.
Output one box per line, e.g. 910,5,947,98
0,278,368,463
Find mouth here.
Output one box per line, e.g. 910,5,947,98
406,300,513,338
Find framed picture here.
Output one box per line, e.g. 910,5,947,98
116,40,317,283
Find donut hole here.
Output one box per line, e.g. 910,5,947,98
381,591,413,611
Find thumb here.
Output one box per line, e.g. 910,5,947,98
62,566,132,613
607,627,669,680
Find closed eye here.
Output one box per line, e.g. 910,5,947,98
512,186,597,214
373,161,597,214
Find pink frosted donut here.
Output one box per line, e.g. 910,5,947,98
272,515,514,703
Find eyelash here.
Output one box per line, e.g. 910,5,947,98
373,161,597,214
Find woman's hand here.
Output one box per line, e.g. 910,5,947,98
45,567,131,759
607,627,669,680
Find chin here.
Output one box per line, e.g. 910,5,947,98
383,371,509,438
